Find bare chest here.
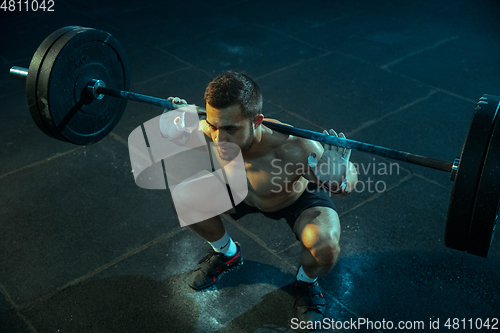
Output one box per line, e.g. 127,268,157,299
244,155,307,198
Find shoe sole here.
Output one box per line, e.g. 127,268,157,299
188,259,244,291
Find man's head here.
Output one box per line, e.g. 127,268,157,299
205,70,262,119
204,71,263,160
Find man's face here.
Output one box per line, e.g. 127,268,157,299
205,103,255,161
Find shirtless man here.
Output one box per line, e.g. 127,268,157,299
163,71,358,323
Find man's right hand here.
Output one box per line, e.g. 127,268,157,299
159,97,188,140
168,96,187,108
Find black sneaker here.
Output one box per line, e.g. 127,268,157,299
294,280,326,323
186,242,243,290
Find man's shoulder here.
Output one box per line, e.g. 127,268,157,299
263,118,322,162
284,135,323,164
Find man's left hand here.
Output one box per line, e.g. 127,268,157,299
308,129,351,185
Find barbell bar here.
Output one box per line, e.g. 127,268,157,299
9,26,498,257
11,65,457,173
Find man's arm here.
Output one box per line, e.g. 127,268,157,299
199,118,213,142
158,97,214,146
341,161,358,196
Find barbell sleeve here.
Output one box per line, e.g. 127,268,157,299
9,66,28,81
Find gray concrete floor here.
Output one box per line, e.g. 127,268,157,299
1,1,499,332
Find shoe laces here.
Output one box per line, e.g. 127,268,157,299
198,249,220,264
298,281,324,311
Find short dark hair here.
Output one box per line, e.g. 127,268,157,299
204,70,263,119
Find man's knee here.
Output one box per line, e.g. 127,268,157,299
301,224,340,267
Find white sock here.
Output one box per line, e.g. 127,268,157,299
209,230,237,257
296,266,317,283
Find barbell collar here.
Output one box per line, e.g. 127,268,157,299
86,79,106,100
450,157,460,181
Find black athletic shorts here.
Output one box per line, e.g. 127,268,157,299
229,182,337,239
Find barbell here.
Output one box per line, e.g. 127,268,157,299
9,26,498,258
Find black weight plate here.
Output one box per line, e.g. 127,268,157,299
467,96,500,257
26,26,78,140
445,94,498,252
37,26,130,145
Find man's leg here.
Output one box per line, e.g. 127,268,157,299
294,207,340,278
293,206,341,322
185,214,243,290
187,214,238,256
188,214,226,242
